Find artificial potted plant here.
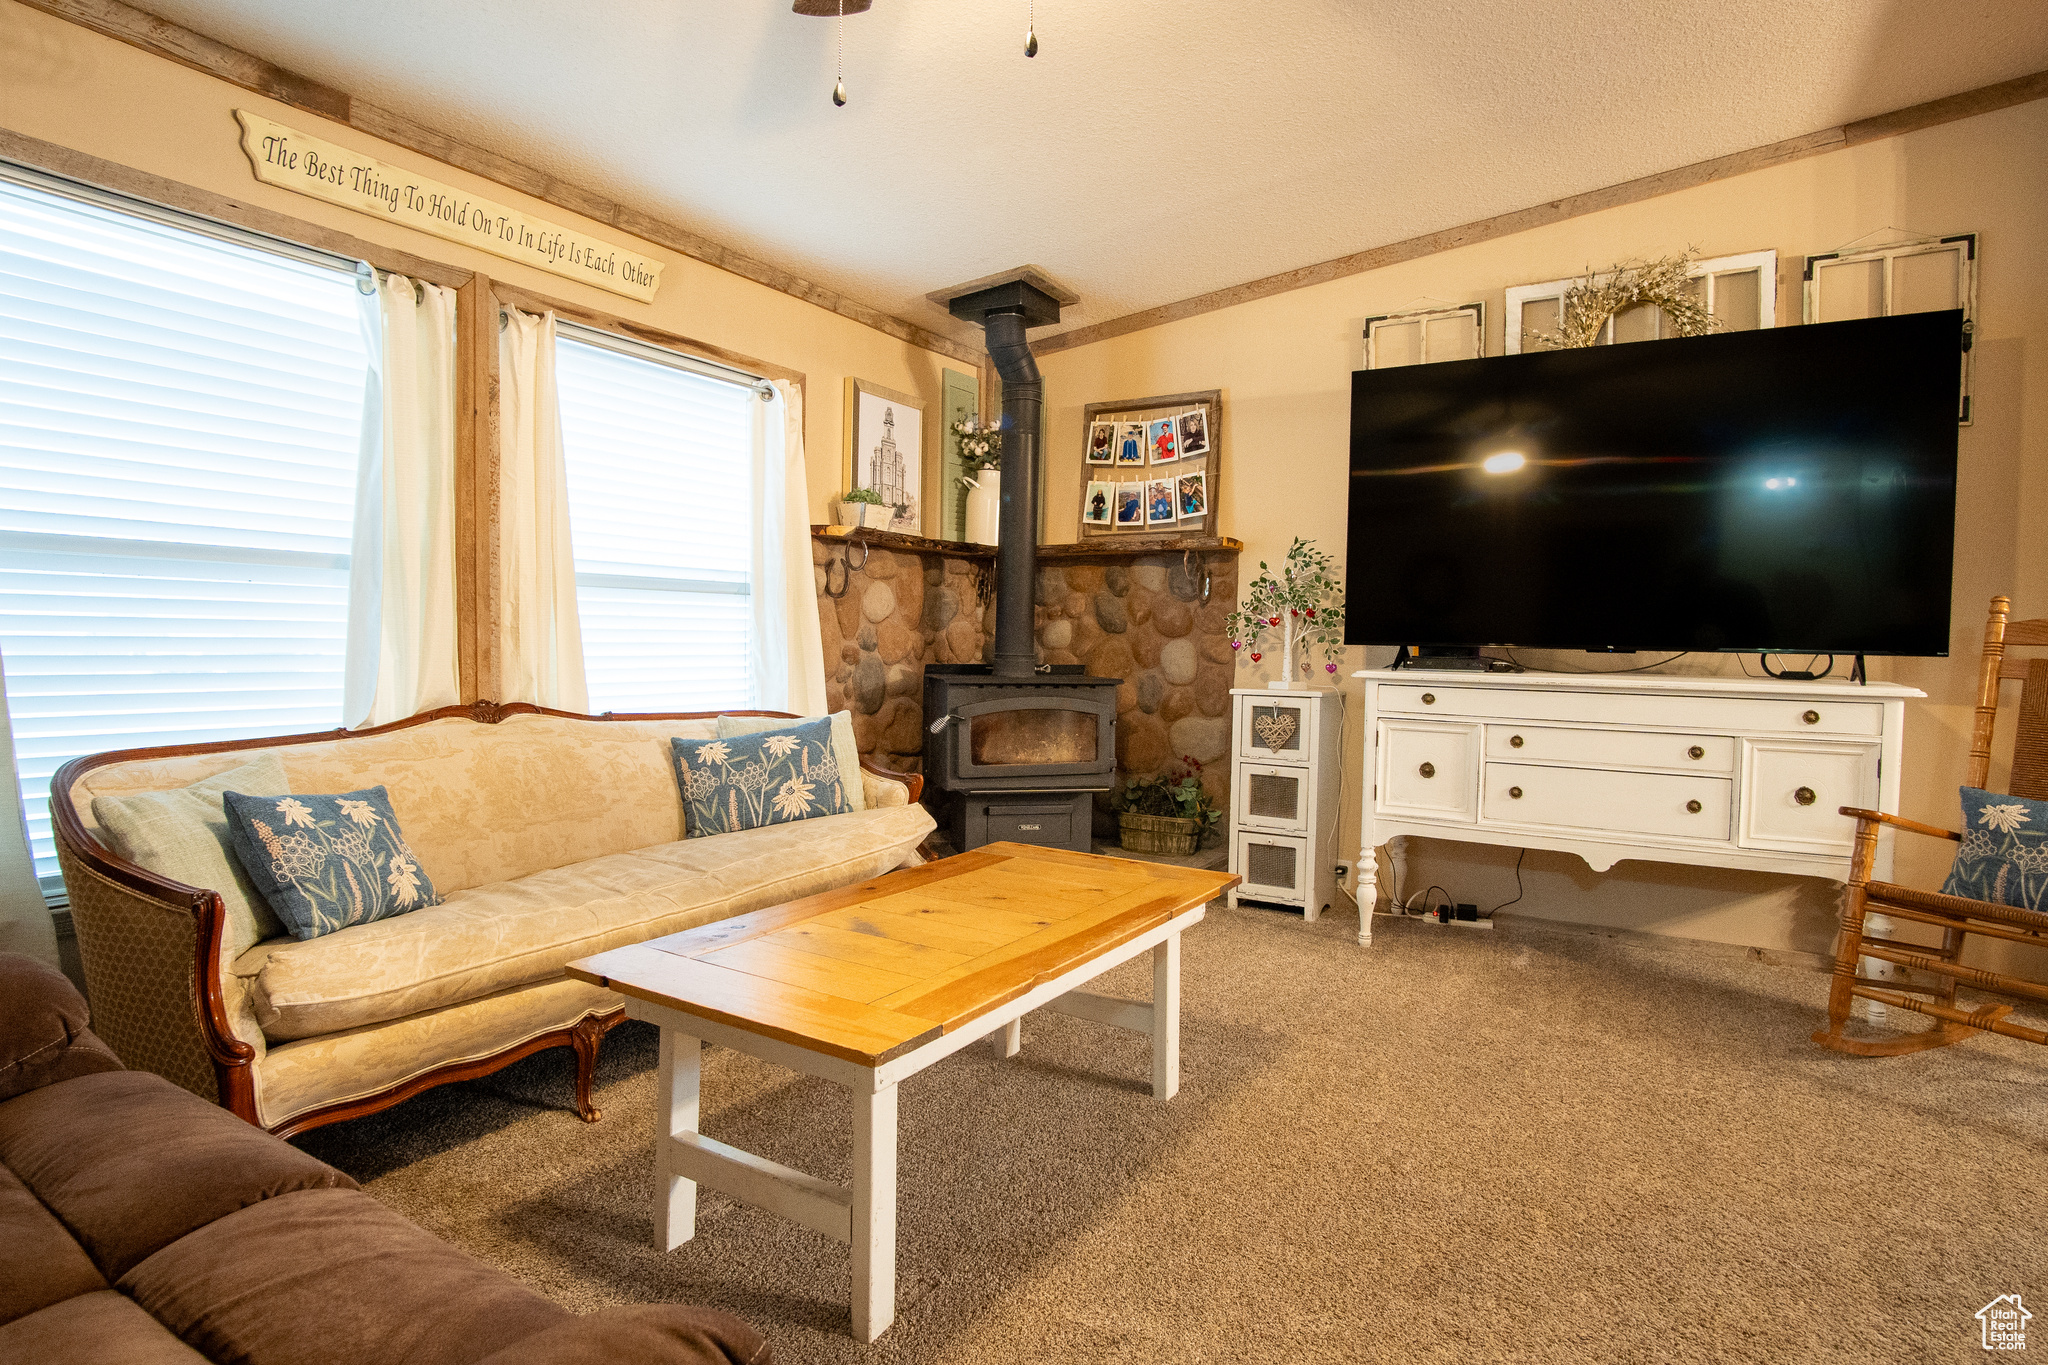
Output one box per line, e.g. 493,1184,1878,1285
833,487,892,530
1226,536,1345,689
1114,756,1223,856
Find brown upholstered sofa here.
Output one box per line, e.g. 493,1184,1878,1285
53,701,933,1137
0,953,770,1365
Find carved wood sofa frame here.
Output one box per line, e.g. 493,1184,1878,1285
1816,596,2048,1055
52,699,922,1138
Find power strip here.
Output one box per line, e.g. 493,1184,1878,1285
1416,916,1494,931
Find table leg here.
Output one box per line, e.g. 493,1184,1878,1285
994,1017,1021,1058
851,1083,899,1342
1152,934,1181,1100
655,1028,700,1251
1358,843,1379,946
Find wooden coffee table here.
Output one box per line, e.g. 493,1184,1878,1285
566,841,1236,1342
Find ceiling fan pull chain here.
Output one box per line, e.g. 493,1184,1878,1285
1025,0,1038,57
832,0,847,106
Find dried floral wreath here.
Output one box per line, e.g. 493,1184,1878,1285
1533,252,1718,350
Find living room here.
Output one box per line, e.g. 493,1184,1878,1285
1,2,2045,1361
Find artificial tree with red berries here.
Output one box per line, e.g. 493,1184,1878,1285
1224,536,1344,689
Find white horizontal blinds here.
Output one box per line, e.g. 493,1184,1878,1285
554,333,756,712
0,175,369,878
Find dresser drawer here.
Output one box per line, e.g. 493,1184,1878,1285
1236,762,1310,833
1234,830,1307,905
1381,685,1882,737
1378,721,1479,822
1484,763,1733,841
1739,741,1879,854
1238,694,1318,763
1484,724,1736,773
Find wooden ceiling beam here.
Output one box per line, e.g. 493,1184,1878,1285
18,0,988,370
1031,68,2048,358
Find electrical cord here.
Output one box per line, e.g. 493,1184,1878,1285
1486,848,1526,917
1500,649,1690,675
1758,652,1835,681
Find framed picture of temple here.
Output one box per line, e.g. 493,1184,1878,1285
843,377,927,535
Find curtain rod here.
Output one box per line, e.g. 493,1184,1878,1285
540,315,776,399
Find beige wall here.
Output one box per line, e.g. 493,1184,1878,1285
0,0,975,523
1039,99,2048,962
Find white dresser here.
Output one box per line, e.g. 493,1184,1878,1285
1228,687,1344,921
1353,669,1923,945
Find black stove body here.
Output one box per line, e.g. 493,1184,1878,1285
921,664,1118,854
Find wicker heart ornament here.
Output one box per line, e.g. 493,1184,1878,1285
1253,712,1298,750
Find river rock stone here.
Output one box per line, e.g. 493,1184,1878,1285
1166,560,1203,601
861,549,898,579
946,618,980,661
853,656,886,713
877,620,917,664
1130,560,1167,592
1042,618,1073,650
1086,637,1135,681
1132,629,1164,670
1169,714,1230,763
877,698,922,754
861,581,896,624
1036,568,1066,606
1161,687,1196,723
1105,566,1129,596
1094,592,1128,634
1194,669,1232,716
1160,638,1199,685
1064,565,1105,594
857,623,878,651
1137,673,1165,714
922,584,959,631
1064,592,1088,618
884,663,919,698
1118,713,1170,773
1151,596,1193,638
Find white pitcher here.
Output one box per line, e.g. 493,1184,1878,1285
961,469,1001,545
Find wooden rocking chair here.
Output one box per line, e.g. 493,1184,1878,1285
1814,595,2048,1055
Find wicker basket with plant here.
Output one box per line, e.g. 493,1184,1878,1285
1114,756,1223,855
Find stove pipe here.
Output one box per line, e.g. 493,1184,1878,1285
984,307,1041,679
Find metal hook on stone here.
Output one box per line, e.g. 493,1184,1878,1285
822,551,850,599
844,536,870,573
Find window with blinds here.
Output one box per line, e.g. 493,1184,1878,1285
555,332,756,713
0,174,371,883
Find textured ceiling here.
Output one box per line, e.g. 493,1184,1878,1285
136,0,2048,345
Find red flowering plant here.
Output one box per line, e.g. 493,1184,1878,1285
1223,536,1345,685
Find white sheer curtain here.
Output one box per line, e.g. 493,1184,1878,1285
753,380,828,715
344,272,459,729
498,307,589,712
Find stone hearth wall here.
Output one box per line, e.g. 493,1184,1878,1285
813,537,1241,831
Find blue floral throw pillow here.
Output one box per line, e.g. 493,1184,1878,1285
221,787,442,941
1941,786,2048,913
671,717,852,838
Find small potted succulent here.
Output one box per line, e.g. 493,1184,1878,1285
1113,756,1223,855
832,488,892,530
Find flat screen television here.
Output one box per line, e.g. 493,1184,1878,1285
1344,310,1962,657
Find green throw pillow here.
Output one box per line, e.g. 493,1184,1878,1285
672,717,852,838
222,787,442,941
92,753,292,959
717,710,865,811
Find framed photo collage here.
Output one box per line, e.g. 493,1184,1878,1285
1077,389,1221,540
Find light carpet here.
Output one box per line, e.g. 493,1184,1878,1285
295,904,2048,1364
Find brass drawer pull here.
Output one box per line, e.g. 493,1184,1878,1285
1421,693,1436,705
1687,745,1705,760
1686,799,1703,814
1795,786,1817,806
1508,786,1523,799
1802,709,1821,725
1509,734,1525,748
1418,762,1436,778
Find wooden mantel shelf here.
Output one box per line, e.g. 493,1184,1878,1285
811,525,1241,561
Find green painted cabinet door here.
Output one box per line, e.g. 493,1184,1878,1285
939,369,978,543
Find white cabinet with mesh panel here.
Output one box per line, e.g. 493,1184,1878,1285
1228,688,1343,923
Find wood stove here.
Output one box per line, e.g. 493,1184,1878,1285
922,665,1119,853
917,267,1121,855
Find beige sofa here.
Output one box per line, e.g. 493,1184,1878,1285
54,702,935,1136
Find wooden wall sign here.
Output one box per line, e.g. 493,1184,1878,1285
233,110,664,303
